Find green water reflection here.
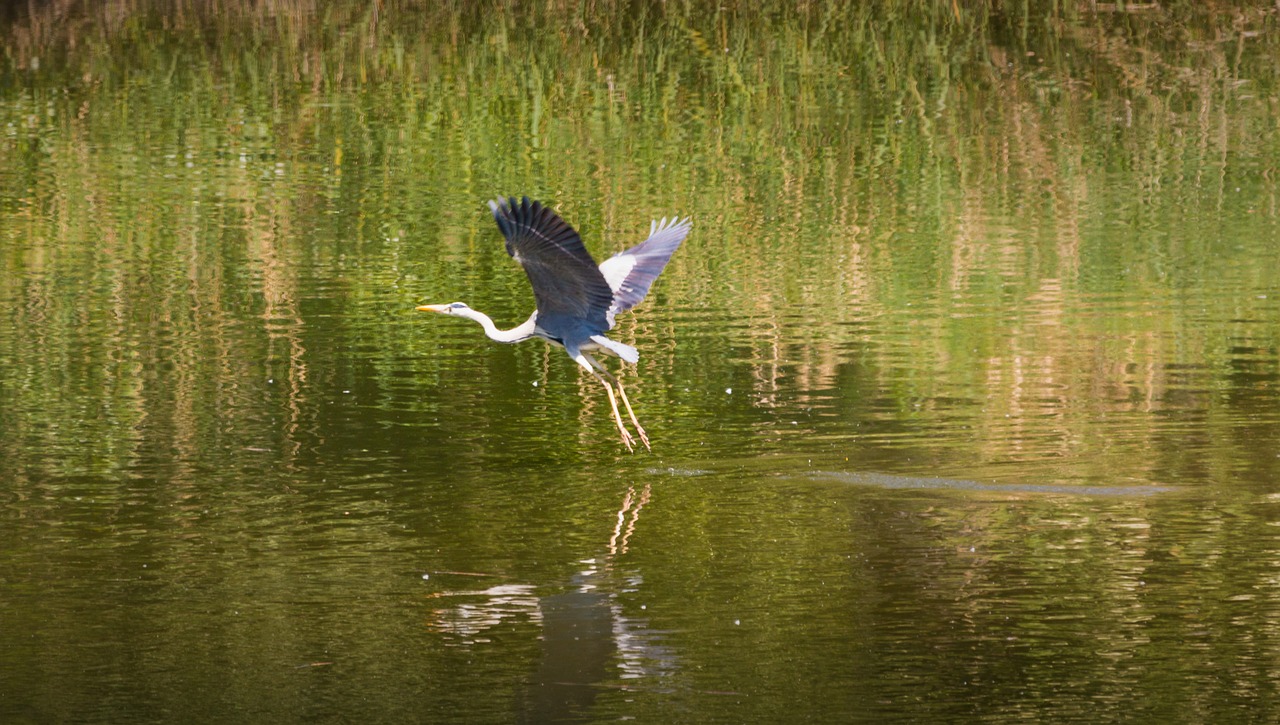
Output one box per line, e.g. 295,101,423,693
2,2,1279,722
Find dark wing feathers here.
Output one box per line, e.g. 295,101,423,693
488,197,614,337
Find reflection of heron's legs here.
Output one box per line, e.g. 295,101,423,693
577,353,635,451
609,487,636,557
615,482,651,555
583,353,651,451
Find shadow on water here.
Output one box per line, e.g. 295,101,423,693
648,463,1178,497
808,471,1177,497
520,585,616,723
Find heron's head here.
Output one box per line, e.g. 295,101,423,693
416,302,471,316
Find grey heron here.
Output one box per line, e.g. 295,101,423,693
417,196,691,451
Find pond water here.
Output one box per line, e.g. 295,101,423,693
2,3,1280,722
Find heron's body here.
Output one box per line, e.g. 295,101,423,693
418,197,690,450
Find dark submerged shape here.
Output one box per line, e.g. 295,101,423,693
418,196,691,451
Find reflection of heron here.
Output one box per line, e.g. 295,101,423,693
418,197,690,451
523,483,674,722
425,483,678,721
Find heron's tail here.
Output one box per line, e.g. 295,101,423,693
589,335,639,363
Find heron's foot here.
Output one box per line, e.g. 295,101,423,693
617,424,636,452
634,423,651,451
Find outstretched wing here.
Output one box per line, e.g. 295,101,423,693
489,197,614,339
597,216,691,324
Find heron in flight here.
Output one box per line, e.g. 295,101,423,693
417,197,690,451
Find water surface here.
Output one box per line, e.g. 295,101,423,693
2,2,1279,722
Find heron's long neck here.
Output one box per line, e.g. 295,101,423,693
460,308,536,344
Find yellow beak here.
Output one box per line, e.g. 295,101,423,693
416,304,448,313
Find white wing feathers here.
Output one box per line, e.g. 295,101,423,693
597,216,691,325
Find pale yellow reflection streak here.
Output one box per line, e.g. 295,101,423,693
608,482,652,558
245,194,309,467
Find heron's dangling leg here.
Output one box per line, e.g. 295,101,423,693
584,355,649,450
612,382,650,450
576,353,635,451
597,373,636,452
